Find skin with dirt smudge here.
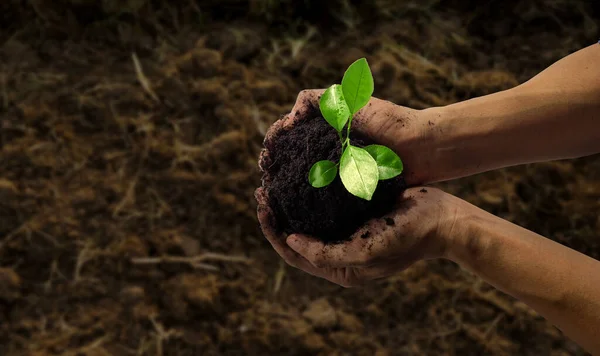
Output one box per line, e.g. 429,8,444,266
259,89,434,186
256,186,462,287
259,44,600,355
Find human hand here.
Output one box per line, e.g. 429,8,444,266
255,186,469,287
259,89,439,186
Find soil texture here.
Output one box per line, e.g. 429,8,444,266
262,108,405,243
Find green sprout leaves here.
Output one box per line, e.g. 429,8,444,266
308,57,404,200
308,160,338,188
364,145,404,180
342,58,374,114
340,145,379,200
319,84,350,132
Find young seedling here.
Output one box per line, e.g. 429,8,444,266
308,58,404,200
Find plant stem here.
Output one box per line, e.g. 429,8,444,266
338,115,354,155
344,114,353,150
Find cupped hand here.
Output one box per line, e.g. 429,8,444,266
259,89,436,185
255,186,468,287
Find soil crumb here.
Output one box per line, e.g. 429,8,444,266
420,188,428,193
384,217,395,226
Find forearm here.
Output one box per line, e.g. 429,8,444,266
446,206,600,354
423,44,600,182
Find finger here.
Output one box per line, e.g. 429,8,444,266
264,89,326,149
254,186,268,206
337,265,398,287
290,89,323,114
263,116,286,148
254,201,365,284
347,211,410,262
257,204,301,267
258,148,271,173
288,89,325,126
346,188,438,260
255,189,294,263
286,234,372,268
399,186,439,202
353,265,396,281
255,189,322,272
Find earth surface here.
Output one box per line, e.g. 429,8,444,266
0,1,599,355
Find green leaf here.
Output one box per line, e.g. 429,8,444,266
319,84,351,132
339,145,379,200
341,58,374,115
309,160,338,188
364,145,404,180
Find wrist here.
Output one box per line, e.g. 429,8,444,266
360,102,468,185
440,202,501,268
359,100,444,185
356,98,426,144
420,86,527,183
419,104,477,183
418,193,483,260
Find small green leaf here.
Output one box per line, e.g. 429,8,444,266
339,145,379,200
319,84,351,132
341,58,374,115
364,145,404,180
309,160,338,188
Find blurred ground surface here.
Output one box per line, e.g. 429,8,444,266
0,1,599,355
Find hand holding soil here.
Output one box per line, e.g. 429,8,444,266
257,186,463,287
257,67,446,243
257,44,600,355
258,83,410,242
259,89,432,186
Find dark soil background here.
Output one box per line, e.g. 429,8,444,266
0,0,599,355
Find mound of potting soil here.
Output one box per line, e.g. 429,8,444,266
262,105,406,243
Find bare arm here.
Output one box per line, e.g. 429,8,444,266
259,43,600,356
261,187,600,355
275,45,600,186
446,204,600,355
416,44,600,183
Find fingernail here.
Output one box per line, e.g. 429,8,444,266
286,235,298,248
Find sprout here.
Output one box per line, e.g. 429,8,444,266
308,58,403,200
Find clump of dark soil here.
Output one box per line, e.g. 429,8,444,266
262,107,405,243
